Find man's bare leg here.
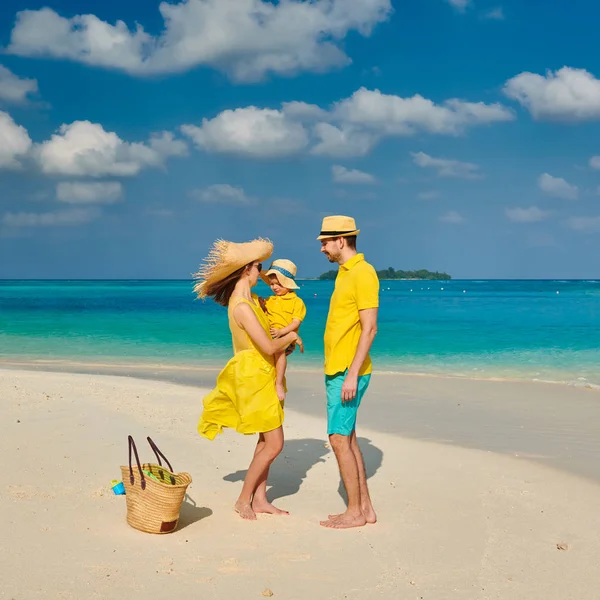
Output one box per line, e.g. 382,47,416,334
235,427,284,520
320,433,367,529
328,431,376,523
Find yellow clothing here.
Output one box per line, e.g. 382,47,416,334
264,291,307,330
324,253,379,377
198,294,284,440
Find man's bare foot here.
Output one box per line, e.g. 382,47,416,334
234,500,257,520
328,504,376,524
362,504,377,524
252,500,289,515
320,512,367,529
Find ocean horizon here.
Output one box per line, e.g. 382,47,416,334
1,278,599,389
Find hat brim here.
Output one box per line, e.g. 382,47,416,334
316,229,360,241
193,238,273,299
261,269,300,290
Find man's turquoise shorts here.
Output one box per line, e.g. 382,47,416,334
325,371,372,436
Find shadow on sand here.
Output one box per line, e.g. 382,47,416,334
222,437,383,504
177,493,213,530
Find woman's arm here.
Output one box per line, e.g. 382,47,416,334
270,318,301,338
234,303,303,356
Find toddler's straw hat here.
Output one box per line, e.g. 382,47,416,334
193,238,273,299
261,259,300,290
317,215,360,240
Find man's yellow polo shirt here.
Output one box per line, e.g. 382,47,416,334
265,292,307,330
324,253,379,376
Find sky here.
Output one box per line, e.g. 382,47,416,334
1,0,600,279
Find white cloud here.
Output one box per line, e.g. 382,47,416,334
181,107,308,158
6,1,392,82
447,0,470,11
310,122,376,157
36,121,186,176
2,207,98,227
417,190,441,200
483,7,504,20
186,87,513,159
505,206,551,223
589,156,600,170
538,173,578,200
281,101,329,120
56,181,123,204
504,67,600,121
331,164,376,184
0,111,32,169
439,210,465,224
334,87,514,137
190,183,251,204
148,131,188,158
0,64,38,104
567,216,600,234
411,151,482,179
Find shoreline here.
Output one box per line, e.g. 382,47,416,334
1,356,598,391
2,361,599,485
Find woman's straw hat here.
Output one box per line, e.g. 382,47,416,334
193,238,273,299
317,215,360,240
261,259,300,290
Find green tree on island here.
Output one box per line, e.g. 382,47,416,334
318,267,451,280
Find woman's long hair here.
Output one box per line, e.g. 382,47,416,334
202,264,249,306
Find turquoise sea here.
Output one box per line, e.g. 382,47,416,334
1,279,599,387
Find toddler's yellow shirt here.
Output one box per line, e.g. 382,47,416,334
264,292,307,330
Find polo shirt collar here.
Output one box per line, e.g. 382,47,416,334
340,253,364,271
276,291,297,300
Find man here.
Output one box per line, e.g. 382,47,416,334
317,215,379,529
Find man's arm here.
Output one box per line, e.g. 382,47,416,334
341,308,378,402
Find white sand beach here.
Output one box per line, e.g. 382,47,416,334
2,368,600,599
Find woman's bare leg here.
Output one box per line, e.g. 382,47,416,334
235,427,285,520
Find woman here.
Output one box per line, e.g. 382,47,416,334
194,238,303,520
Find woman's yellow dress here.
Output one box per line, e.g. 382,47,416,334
198,295,284,440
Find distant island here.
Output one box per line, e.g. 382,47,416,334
318,267,452,281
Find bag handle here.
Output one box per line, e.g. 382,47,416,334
128,435,146,490
146,437,174,472
147,437,176,485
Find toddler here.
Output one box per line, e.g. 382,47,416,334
260,259,306,402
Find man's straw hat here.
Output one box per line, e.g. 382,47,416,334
317,215,360,240
193,238,273,299
261,259,300,290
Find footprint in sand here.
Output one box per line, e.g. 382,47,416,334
277,553,311,563
7,485,55,501
218,557,249,574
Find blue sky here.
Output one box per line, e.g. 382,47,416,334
1,0,600,279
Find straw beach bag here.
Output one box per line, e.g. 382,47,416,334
120,436,192,534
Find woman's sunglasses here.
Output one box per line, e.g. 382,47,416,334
255,263,262,272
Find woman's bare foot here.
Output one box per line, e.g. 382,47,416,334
320,511,367,529
252,500,289,515
234,500,257,520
